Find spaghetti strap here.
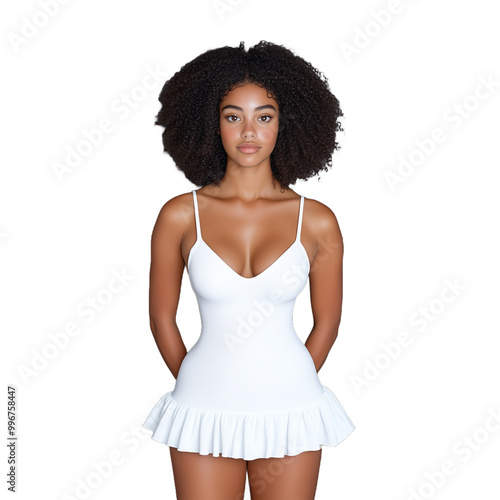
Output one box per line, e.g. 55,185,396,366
295,195,305,242
192,190,201,240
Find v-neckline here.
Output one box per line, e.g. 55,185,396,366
199,238,304,281
187,191,308,281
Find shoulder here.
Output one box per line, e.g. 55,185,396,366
303,196,343,248
152,191,196,237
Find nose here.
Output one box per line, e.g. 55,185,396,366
241,120,256,139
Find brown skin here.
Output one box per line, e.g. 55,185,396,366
149,83,343,499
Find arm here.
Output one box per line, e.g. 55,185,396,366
148,195,190,379
304,200,344,373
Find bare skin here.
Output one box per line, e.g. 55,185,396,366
148,82,343,499
170,447,322,500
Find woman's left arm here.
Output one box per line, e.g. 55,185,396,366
304,200,344,373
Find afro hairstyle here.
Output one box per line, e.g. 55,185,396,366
154,40,344,189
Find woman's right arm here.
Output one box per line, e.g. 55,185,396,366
148,196,189,379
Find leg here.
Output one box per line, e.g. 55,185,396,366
169,446,247,500
247,449,322,500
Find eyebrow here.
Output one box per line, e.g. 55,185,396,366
220,104,277,112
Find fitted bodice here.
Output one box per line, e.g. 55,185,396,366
174,189,316,411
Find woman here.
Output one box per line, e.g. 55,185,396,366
142,40,355,500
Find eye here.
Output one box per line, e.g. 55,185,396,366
259,114,274,122
225,114,240,122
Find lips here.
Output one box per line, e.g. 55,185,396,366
237,143,260,154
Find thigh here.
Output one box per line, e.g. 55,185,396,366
247,449,322,500
169,447,247,500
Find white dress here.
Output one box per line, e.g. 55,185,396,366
142,190,355,460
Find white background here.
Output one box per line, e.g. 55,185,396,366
2,0,499,499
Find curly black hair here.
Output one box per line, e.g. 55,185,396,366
155,40,344,189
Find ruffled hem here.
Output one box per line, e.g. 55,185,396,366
142,385,355,460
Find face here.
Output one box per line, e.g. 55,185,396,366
218,82,279,170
